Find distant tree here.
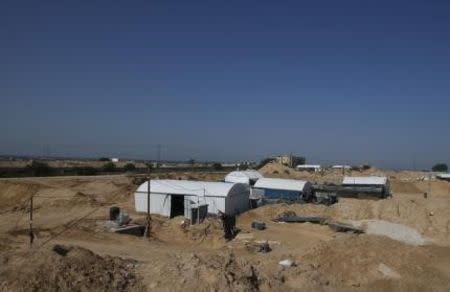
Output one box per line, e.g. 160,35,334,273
102,162,116,172
256,158,274,169
124,163,136,172
212,163,223,170
74,166,97,176
239,163,249,170
361,164,371,170
188,159,195,165
432,163,448,172
99,157,110,162
27,161,52,177
291,156,306,167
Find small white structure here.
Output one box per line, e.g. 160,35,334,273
134,180,249,218
332,165,351,170
296,164,322,172
253,178,312,201
224,170,263,185
436,173,450,181
111,158,119,163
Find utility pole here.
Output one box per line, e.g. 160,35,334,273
144,166,151,238
156,144,161,167
29,195,34,247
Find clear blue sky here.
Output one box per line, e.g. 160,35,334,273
1,0,449,169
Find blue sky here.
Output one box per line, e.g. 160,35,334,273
1,0,449,169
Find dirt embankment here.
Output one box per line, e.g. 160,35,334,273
259,162,438,185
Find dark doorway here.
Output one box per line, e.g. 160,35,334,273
170,195,185,218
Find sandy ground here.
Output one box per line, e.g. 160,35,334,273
1,167,450,291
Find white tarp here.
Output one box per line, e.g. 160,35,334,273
437,173,450,179
343,176,388,185
134,180,249,216
224,170,263,184
253,178,310,192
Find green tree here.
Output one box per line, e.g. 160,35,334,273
432,163,448,172
212,162,223,170
239,163,249,170
102,162,116,172
74,167,97,176
27,161,52,177
256,158,274,169
124,163,136,172
99,157,110,162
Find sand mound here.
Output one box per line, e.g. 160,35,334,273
239,194,450,245
173,252,261,291
0,245,142,291
135,215,226,247
259,162,293,177
300,235,450,290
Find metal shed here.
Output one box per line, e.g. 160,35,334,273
341,176,390,198
134,180,250,218
253,178,313,202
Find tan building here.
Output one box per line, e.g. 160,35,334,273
274,155,305,167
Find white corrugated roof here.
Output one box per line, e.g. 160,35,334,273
224,170,263,183
343,176,387,185
254,178,309,191
136,180,241,197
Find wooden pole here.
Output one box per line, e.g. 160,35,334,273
29,195,34,246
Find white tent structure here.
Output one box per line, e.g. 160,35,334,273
296,164,322,172
253,178,313,201
224,170,263,185
134,180,249,218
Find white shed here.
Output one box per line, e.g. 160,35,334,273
224,170,263,185
134,180,249,217
296,164,322,172
253,178,313,201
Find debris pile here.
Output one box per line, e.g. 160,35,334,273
1,245,143,291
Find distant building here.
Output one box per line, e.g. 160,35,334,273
274,155,305,167
296,164,322,172
111,158,119,163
